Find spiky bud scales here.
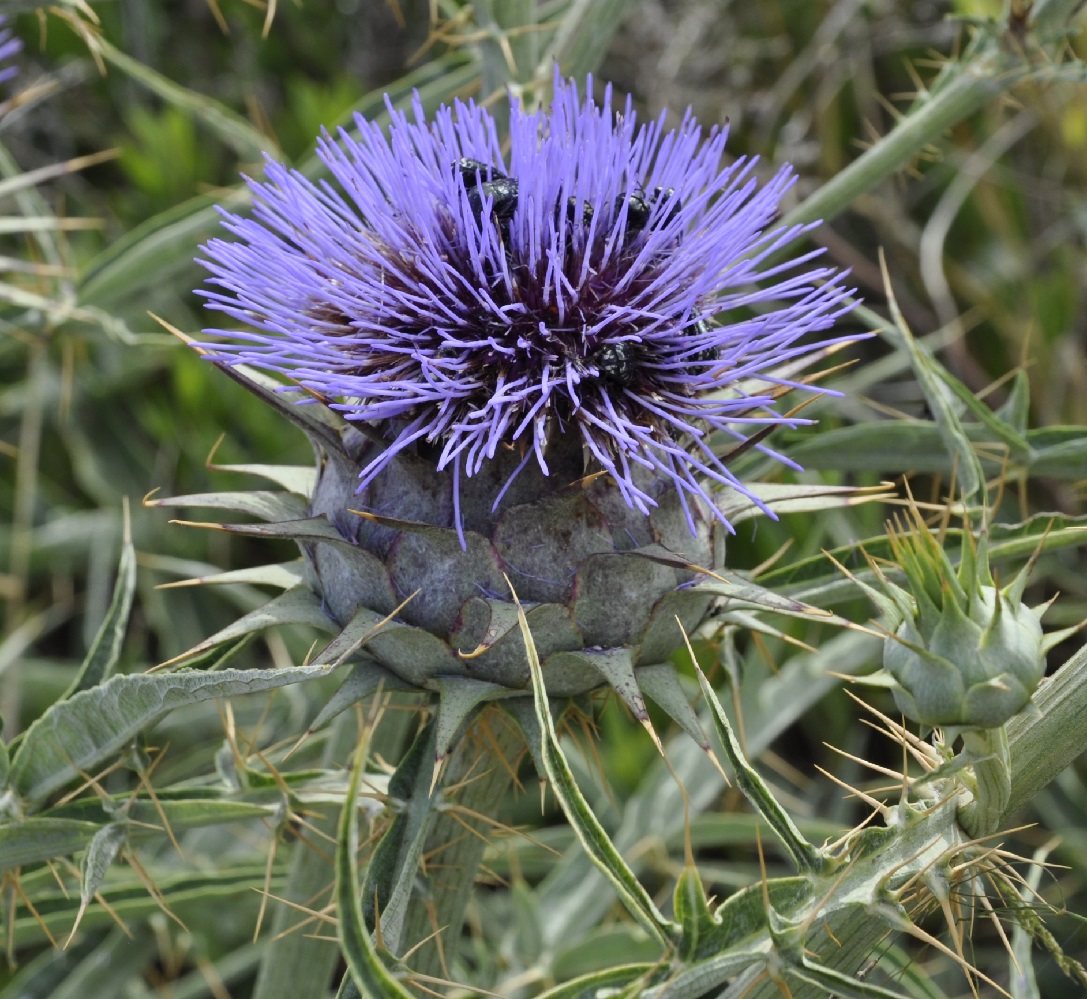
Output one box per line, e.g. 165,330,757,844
872,510,1047,730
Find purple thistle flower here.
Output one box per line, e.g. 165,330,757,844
0,16,21,88
198,73,854,547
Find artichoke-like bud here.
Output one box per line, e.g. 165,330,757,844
305,415,719,698
870,508,1046,730
166,72,854,747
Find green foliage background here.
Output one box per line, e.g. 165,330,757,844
3,1,1087,996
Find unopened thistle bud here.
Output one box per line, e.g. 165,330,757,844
867,510,1047,730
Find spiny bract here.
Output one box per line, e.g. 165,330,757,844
173,74,854,738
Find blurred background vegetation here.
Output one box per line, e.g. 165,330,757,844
2,0,1087,995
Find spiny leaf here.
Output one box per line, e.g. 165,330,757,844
61,512,136,699
787,957,921,998
10,664,333,809
149,489,309,522
336,737,415,999
715,481,897,526
204,462,317,495
691,576,849,629
650,950,764,999
692,666,826,875
362,724,436,953
158,560,305,591
529,965,659,999
0,818,102,871
5,864,280,951
674,864,719,962
511,578,677,946
161,585,333,666
73,823,128,940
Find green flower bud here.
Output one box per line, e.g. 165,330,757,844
862,508,1048,730
884,583,1045,729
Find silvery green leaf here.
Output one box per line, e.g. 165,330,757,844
336,741,415,998
79,822,127,912
516,589,677,945
531,964,658,999
694,667,825,876
363,725,436,952
786,958,919,998
158,560,305,591
164,585,333,665
61,516,136,699
149,489,308,522
10,663,333,809
202,463,317,495
0,818,100,871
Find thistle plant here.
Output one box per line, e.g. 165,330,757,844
6,4,1087,999
159,69,857,978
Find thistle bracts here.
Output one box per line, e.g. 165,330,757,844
158,368,721,749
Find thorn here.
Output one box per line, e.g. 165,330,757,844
429,755,445,798
638,714,664,757
704,748,732,788
456,643,492,659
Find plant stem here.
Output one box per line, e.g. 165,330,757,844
783,34,1028,230
1004,639,1087,819
251,711,359,999
397,706,524,981
958,726,1011,838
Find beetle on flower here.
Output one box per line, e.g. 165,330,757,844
198,73,854,549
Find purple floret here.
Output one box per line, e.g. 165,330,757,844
198,72,855,545
0,16,21,88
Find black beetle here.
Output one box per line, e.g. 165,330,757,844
456,158,519,240
589,342,640,388
615,186,682,237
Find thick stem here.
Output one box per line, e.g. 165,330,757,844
397,706,524,981
783,39,1027,230
1004,639,1087,819
958,726,1011,838
252,711,360,999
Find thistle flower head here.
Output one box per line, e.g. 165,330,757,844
198,72,854,545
